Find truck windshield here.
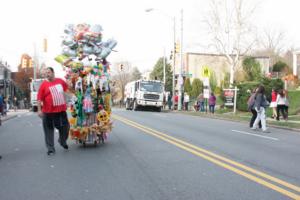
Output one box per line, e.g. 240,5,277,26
32,80,43,92
140,82,163,93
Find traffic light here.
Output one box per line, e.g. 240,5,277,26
120,64,123,71
21,58,27,68
174,42,180,53
170,51,173,60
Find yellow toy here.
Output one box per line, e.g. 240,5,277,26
97,109,109,123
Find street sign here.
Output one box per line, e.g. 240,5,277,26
202,66,211,78
178,76,183,85
224,90,234,106
203,77,209,87
185,73,192,78
203,88,210,99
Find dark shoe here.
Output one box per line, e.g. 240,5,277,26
0,155,2,159
47,150,55,156
58,139,68,149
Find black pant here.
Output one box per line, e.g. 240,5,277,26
42,112,70,152
184,102,189,111
250,109,262,128
276,105,287,120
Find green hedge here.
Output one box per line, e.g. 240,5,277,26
236,82,260,111
287,90,300,115
236,78,284,112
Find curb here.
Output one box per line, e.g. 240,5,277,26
173,111,300,132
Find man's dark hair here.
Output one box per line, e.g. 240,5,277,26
47,67,54,73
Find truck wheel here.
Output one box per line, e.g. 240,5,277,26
33,106,38,112
133,101,138,111
157,107,162,112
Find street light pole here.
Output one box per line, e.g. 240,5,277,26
163,47,166,87
178,9,184,111
172,16,176,109
145,8,177,110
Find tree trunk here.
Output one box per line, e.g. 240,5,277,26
229,63,235,87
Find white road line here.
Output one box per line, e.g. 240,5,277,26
232,130,279,141
152,113,166,117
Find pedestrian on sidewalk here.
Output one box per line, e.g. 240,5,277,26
276,89,288,121
13,96,18,111
198,93,205,112
167,93,172,110
184,92,190,111
270,88,277,119
0,93,4,116
208,92,216,114
173,92,178,110
251,85,270,133
37,67,70,156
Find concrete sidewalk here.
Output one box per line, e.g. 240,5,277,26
1,109,30,122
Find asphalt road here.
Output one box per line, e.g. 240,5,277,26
0,109,299,200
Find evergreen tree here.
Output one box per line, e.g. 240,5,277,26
209,70,217,93
242,57,262,81
150,57,172,91
272,60,288,72
184,77,192,95
130,67,142,81
191,78,203,98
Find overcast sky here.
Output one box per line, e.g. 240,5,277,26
0,0,300,78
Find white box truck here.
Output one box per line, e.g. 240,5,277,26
124,80,164,112
30,79,44,112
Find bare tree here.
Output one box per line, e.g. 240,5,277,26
111,61,132,104
257,28,286,66
205,0,258,85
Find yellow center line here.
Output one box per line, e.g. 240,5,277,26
113,114,300,200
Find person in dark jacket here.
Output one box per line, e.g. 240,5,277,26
251,85,270,133
167,93,172,110
247,87,262,129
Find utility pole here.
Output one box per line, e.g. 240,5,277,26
172,16,176,108
178,9,184,111
163,48,166,87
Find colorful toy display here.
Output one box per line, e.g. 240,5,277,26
55,23,116,146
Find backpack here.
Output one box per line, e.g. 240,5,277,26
247,94,255,111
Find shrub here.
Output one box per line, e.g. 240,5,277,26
191,78,203,98
242,57,262,81
260,77,284,101
236,82,260,111
272,61,288,72
236,78,284,111
209,70,217,93
184,77,192,95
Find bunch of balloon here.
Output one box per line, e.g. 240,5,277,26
55,23,116,145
